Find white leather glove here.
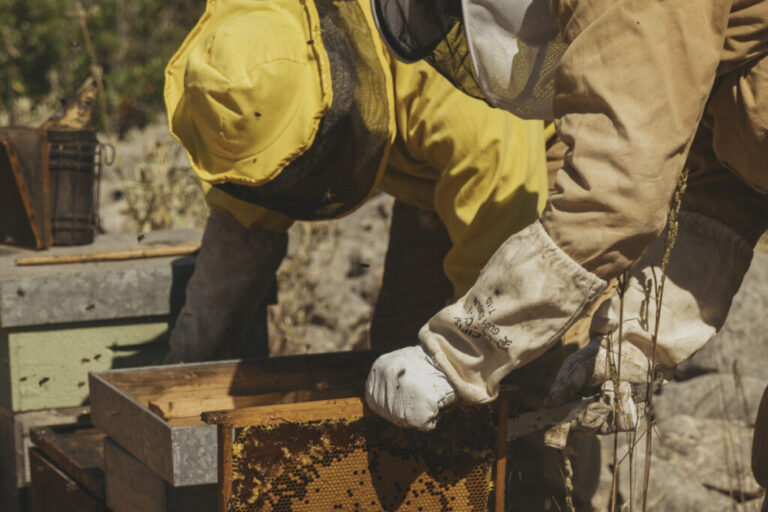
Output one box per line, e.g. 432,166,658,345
564,381,643,436
365,221,607,430
419,220,607,405
365,345,457,431
546,212,753,431
165,209,287,363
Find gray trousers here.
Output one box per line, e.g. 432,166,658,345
369,200,455,351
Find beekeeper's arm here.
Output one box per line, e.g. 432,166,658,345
381,59,548,297
165,189,291,363
366,0,755,430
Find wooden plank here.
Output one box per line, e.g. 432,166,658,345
98,350,378,401
15,242,201,266
90,374,175,484
203,397,368,427
166,416,207,428
217,425,232,512
29,425,104,499
103,438,216,512
104,438,165,512
147,387,357,421
0,405,23,512
0,230,199,329
0,405,90,512
29,448,104,512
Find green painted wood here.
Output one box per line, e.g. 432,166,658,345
2,321,169,412
0,330,10,413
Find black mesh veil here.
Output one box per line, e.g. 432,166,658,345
372,0,486,102
372,0,458,61
424,19,485,101
372,0,568,119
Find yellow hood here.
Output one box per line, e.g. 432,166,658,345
164,0,333,187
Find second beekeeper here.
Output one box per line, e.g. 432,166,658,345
162,0,549,362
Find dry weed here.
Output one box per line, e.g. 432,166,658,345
120,139,207,231
268,222,341,354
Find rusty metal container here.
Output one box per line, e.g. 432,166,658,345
47,129,105,246
0,127,109,249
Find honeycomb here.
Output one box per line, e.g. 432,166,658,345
229,407,496,511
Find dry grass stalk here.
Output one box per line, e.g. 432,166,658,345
640,168,689,512
609,271,638,512
268,222,340,354
561,448,577,512
715,356,761,511
74,1,112,139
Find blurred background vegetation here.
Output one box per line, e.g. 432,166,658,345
0,0,203,136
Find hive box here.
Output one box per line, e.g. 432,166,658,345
0,229,200,511
90,352,380,511
88,352,376,489
28,424,106,512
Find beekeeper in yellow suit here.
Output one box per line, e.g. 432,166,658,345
367,0,768,482
161,0,549,364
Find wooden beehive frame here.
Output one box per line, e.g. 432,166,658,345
203,396,510,512
90,352,518,508
90,352,379,487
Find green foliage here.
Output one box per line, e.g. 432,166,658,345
0,0,203,135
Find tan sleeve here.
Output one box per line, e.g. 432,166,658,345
708,54,768,196
542,0,732,279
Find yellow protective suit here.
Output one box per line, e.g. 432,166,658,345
205,56,548,297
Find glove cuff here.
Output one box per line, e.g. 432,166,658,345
420,220,607,404
592,210,753,371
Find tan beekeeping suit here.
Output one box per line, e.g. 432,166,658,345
543,0,768,277
365,0,768,419
421,0,768,405
366,1,767,508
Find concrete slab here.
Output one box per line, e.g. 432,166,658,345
0,230,201,328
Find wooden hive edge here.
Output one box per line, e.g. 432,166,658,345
202,397,371,427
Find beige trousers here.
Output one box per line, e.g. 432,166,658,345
543,0,768,279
